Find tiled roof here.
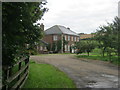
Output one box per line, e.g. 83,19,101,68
45,25,79,36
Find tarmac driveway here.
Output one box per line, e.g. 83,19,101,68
30,54,119,88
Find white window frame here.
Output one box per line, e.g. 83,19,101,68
74,37,77,42
64,35,67,41
77,37,79,42
65,45,67,51
68,35,70,41
68,45,70,51
71,36,73,41
53,35,58,41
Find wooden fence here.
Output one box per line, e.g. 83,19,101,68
2,56,29,90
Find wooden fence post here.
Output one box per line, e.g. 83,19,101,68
5,67,11,90
2,56,30,90
24,57,29,73
18,62,21,80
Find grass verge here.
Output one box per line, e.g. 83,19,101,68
23,60,76,88
76,55,119,65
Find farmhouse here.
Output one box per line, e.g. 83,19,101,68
43,25,80,53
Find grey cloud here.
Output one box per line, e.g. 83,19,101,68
41,0,119,34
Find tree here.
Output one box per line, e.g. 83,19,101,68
94,16,119,62
75,41,86,54
75,40,97,56
2,2,47,65
95,23,116,57
112,17,120,55
85,40,97,56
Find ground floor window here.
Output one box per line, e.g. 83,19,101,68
65,45,67,51
68,45,70,51
40,46,43,50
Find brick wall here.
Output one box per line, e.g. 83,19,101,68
43,34,79,53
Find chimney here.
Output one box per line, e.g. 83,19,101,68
40,23,44,31
118,1,120,18
67,27,70,30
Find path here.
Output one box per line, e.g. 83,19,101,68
30,54,119,88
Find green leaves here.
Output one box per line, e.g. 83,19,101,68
75,40,97,56
94,17,119,59
2,2,47,65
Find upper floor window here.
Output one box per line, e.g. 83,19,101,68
74,37,77,42
77,37,79,42
71,36,73,41
64,35,67,41
68,36,70,41
53,35,58,41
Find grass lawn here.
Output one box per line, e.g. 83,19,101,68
76,55,119,65
75,48,119,65
23,60,76,88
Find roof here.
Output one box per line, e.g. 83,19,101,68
80,34,95,39
45,25,79,36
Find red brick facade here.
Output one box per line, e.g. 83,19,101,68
38,24,80,53
43,34,79,53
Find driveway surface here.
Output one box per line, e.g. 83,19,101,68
30,54,119,88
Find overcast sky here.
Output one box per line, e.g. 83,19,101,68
39,0,119,34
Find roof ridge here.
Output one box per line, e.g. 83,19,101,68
45,25,55,31
57,25,64,34
68,28,78,34
58,25,78,35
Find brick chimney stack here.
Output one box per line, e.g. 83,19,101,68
40,23,44,31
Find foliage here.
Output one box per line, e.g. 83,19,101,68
85,40,97,56
2,2,47,65
23,60,76,88
51,40,62,53
76,54,119,65
46,43,51,51
49,37,68,53
94,16,119,62
56,40,62,52
63,37,68,52
51,42,56,52
75,40,97,56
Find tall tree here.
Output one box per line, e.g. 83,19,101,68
95,16,119,61
2,2,47,65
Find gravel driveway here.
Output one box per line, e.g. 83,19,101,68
30,54,119,88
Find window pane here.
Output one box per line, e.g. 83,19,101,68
68,36,70,41
68,45,70,51
65,45,67,51
64,35,67,41
74,37,76,41
53,35,57,41
71,36,73,41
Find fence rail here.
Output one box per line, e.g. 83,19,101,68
2,56,29,90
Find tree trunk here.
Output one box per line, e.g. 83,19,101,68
102,47,106,57
87,52,89,56
109,52,112,63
